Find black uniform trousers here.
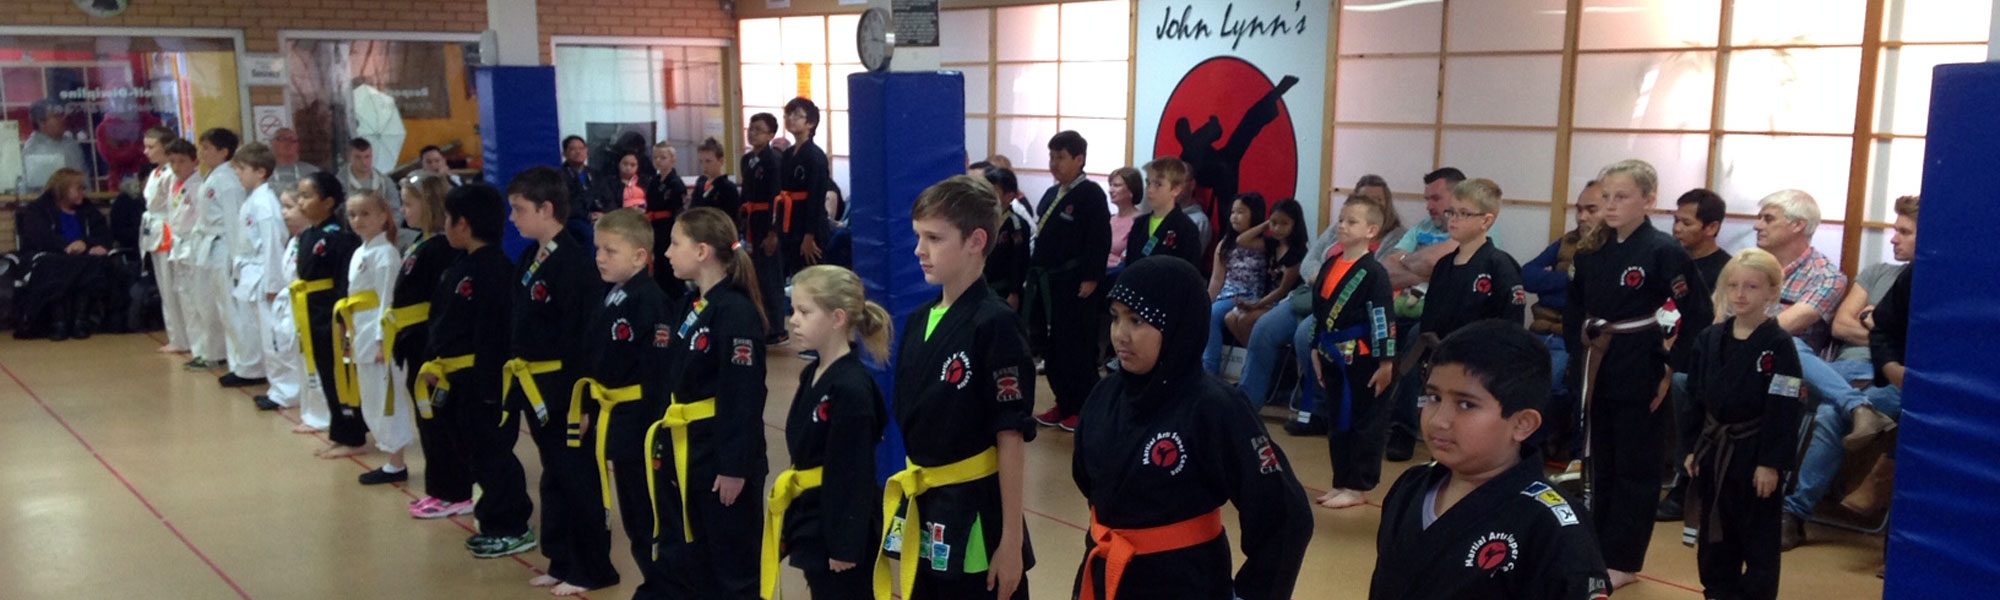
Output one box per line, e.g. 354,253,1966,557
308,320,368,447
513,376,618,589
406,364,473,502
913,571,1029,600
1324,354,1390,491
441,389,533,537
660,465,765,599
799,561,874,600
752,243,788,339
1695,471,1782,600
1586,358,1668,572
1040,277,1102,416
608,409,674,600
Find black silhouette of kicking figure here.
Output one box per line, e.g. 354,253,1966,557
1175,74,1301,209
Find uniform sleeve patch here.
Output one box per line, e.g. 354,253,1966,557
993,366,1023,404
1768,374,1803,399
653,324,673,348
1251,435,1282,474
730,338,755,366
1522,481,1580,526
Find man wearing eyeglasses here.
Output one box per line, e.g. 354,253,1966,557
267,128,321,191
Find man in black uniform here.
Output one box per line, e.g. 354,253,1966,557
424,183,535,557
294,172,368,457
1073,256,1313,600
741,112,787,344
1026,131,1111,431
503,166,617,593
1371,321,1612,600
1123,157,1204,268
1562,160,1712,589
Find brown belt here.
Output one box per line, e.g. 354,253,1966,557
1685,414,1760,545
1576,315,1661,506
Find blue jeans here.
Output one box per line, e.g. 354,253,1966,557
1237,305,1304,409
1202,298,1239,374
1783,345,1904,516
1540,333,1570,399
1291,317,1319,413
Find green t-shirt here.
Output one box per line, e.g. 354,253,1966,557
1147,214,1164,238
924,304,948,341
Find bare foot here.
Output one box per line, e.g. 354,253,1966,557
1318,489,1366,509
1315,489,1337,504
156,344,186,354
291,423,322,434
550,582,589,596
318,444,367,459
528,575,560,587
1609,569,1639,590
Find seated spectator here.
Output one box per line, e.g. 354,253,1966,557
13,168,120,340
1221,197,1307,377
1106,167,1142,270
1753,189,1848,355
1780,195,1916,550
338,138,402,225
1673,188,1732,290
822,182,852,269
1352,174,1408,250
1521,180,1604,450
19,99,87,195
1380,167,1466,291
417,145,462,186
1202,192,1271,374
267,128,321,191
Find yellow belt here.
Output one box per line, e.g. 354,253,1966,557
760,466,825,599
873,447,1001,600
331,290,381,409
500,358,560,426
379,303,430,415
568,378,647,526
645,395,718,554
287,278,335,374
414,354,474,419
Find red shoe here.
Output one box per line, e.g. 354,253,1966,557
1034,407,1068,427
1057,414,1079,432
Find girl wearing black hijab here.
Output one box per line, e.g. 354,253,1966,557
1070,256,1314,600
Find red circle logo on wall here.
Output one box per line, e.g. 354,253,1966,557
1152,57,1300,211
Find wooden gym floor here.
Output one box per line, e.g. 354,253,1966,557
0,332,1888,599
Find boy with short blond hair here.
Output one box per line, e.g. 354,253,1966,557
1126,156,1204,268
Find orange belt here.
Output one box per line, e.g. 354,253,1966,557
1080,508,1224,600
775,191,808,233
646,209,676,222
741,201,773,215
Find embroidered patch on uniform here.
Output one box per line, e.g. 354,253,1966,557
1587,577,1611,600
940,351,972,389
1522,482,1580,526
1142,432,1186,475
1473,274,1493,294
455,276,473,299
1510,285,1527,305
1251,435,1281,474
1671,274,1690,298
401,255,416,275
813,395,831,423
1756,350,1775,374
612,318,633,342
993,366,1022,403
1620,266,1645,288
313,239,327,256
653,324,672,348
731,338,755,366
1769,374,1803,399
1465,532,1519,574
1163,231,1178,248
690,328,710,352
531,280,550,302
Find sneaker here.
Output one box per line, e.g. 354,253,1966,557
470,531,538,558
1780,512,1806,552
410,496,474,519
1283,414,1328,437
1057,414,1079,432
218,373,268,388
359,467,409,485
252,395,282,411
183,358,217,371
1033,407,1069,427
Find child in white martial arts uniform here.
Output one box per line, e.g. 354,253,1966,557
233,144,289,409
341,190,415,479
163,139,206,363
140,127,188,354
183,130,238,370
277,187,328,432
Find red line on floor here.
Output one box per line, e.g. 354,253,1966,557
0,358,254,600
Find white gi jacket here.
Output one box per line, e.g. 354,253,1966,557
233,183,289,304
345,233,399,365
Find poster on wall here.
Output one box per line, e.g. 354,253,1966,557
1132,0,1328,226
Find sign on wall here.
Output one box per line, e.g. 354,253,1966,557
1133,0,1329,226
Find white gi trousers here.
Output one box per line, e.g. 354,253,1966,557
154,251,189,349
357,362,414,453
225,294,268,378
181,254,227,362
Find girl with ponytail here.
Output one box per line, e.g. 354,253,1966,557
762,264,891,598
658,206,770,596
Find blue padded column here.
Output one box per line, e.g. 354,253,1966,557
846,71,967,480
476,65,560,259
1883,61,2000,597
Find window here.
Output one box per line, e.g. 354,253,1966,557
553,41,728,179
739,15,859,193
1,32,241,194
283,34,481,178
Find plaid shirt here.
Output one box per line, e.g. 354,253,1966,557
1775,247,1848,354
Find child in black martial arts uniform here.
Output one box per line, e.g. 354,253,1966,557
657,206,770,599
1124,157,1203,268
1027,130,1110,432
1564,160,1712,589
420,183,535,558
779,97,832,280
979,167,1032,312
1371,321,1611,600
570,209,675,599
692,138,743,217
1073,256,1312,600
764,265,890,599
1312,197,1399,510
292,172,367,459
741,112,787,344
881,175,1037,600
388,174,472,512
503,166,617,595
1421,178,1526,340
1681,248,1802,600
